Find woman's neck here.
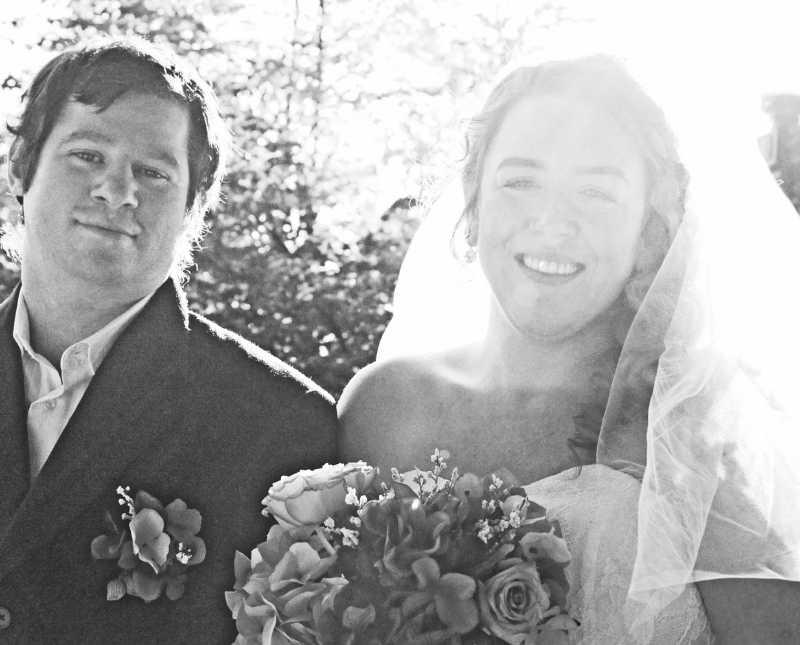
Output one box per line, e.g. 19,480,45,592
466,302,620,395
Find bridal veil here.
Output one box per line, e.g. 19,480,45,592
376,46,800,632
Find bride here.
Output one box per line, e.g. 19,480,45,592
338,54,800,643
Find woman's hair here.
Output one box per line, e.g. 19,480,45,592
456,55,689,460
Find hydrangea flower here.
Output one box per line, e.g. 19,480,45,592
90,486,205,603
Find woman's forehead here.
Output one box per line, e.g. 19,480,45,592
485,94,646,178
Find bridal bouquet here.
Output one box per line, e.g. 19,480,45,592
226,451,577,645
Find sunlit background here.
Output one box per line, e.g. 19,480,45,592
0,0,798,394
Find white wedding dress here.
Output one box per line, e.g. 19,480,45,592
525,465,713,645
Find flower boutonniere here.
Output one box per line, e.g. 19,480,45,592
91,485,206,603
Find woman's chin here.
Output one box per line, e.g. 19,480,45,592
507,313,584,342
506,307,615,344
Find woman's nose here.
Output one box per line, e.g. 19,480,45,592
527,192,579,239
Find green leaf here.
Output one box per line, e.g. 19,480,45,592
434,574,479,634
341,604,376,631
130,569,164,603
106,577,126,601
411,557,440,589
390,480,419,499
165,578,185,601
90,533,124,560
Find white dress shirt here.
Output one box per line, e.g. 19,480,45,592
13,292,152,479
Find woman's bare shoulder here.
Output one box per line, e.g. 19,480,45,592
337,351,465,467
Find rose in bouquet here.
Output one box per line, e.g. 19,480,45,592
226,451,578,644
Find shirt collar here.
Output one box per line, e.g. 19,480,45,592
12,291,154,374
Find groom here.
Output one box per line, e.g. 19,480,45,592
0,39,338,643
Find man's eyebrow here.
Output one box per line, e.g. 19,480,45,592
145,149,181,169
59,129,114,146
58,129,181,169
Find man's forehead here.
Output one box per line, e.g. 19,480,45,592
51,95,191,163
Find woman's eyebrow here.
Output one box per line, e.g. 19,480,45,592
496,157,543,171
575,165,629,183
496,158,629,184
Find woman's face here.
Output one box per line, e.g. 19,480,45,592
476,92,648,340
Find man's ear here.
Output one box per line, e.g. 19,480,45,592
7,145,25,204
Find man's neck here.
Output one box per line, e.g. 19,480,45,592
20,272,148,367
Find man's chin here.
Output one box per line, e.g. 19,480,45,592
58,253,136,288
61,245,173,294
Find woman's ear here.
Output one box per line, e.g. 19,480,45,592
466,208,479,247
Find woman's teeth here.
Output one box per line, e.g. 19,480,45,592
520,255,581,276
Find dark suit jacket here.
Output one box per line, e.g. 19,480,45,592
0,279,338,644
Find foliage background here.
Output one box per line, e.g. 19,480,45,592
0,0,798,396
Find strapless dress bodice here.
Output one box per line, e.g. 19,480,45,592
525,465,712,644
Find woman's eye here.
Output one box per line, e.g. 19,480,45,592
502,177,540,190
580,187,617,203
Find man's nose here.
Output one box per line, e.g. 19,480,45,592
90,164,139,211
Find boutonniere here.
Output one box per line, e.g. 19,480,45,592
91,485,206,603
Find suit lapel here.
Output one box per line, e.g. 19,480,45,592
0,286,30,535
0,280,192,579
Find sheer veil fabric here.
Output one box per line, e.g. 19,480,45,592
377,52,800,635
614,70,800,622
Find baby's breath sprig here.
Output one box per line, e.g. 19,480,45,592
175,543,195,565
487,473,509,497
411,449,456,504
475,514,517,545
345,486,367,509
481,498,498,516
377,481,395,502
320,515,361,549
430,448,450,477
409,469,431,502
116,485,135,521
446,466,460,495
507,508,523,529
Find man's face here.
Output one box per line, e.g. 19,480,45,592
11,92,192,299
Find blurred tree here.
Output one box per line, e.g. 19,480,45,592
3,1,797,397
0,0,570,396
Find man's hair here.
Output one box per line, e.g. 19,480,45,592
4,37,230,277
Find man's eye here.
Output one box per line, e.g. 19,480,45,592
138,167,169,181
71,151,102,164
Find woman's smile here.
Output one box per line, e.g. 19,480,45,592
514,253,585,286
